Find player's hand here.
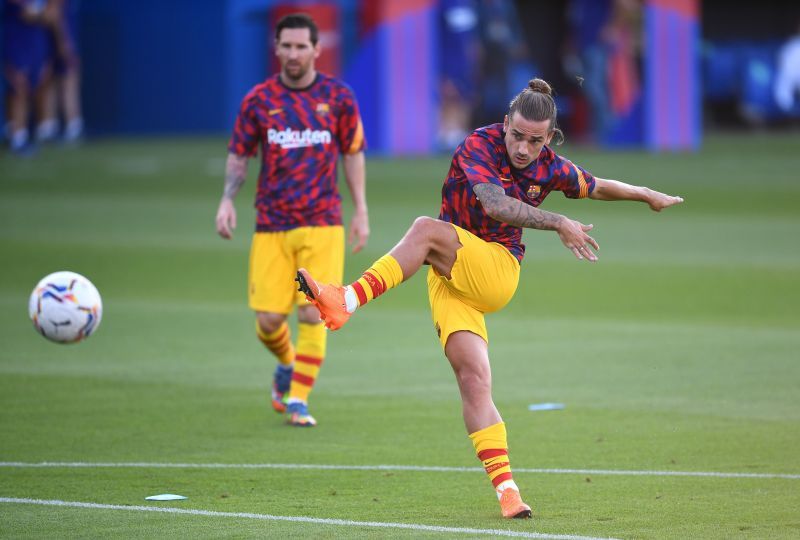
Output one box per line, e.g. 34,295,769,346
348,209,369,253
647,190,684,212
556,219,599,262
216,198,237,239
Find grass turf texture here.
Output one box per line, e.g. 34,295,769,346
1,133,799,538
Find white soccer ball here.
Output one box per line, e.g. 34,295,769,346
28,271,103,344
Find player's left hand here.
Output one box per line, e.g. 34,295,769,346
348,209,369,253
647,190,684,212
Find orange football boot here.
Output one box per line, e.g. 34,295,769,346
498,488,532,519
295,268,351,330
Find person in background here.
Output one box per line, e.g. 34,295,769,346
2,0,52,154
215,13,369,427
37,0,83,143
437,0,480,151
774,22,800,116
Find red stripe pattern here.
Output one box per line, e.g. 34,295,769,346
295,354,323,367
478,449,508,461
363,271,385,298
478,448,511,487
352,281,368,306
292,372,315,387
491,471,513,487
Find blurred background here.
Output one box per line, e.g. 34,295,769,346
3,0,800,157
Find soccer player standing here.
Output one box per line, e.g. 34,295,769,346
216,13,368,427
297,79,682,517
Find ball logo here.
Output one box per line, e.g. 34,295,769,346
268,128,332,149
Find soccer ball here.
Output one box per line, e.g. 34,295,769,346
28,271,103,344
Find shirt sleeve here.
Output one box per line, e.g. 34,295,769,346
552,155,596,199
456,132,503,188
227,95,260,158
337,85,366,154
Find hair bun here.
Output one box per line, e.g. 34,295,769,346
528,78,552,96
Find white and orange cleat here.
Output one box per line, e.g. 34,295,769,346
295,268,351,331
498,488,532,519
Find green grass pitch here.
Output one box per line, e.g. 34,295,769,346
1,133,799,538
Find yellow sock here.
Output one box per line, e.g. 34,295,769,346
256,320,294,366
288,322,326,403
350,254,403,307
469,422,515,489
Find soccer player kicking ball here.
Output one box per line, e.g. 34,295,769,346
216,13,368,427
297,78,683,518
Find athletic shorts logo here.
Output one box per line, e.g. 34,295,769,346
267,128,332,149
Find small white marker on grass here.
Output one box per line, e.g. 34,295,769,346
145,494,187,501
528,403,565,411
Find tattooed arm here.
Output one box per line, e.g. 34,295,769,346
215,153,249,239
473,182,599,261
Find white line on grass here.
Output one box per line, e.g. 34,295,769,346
0,498,617,540
1,462,798,479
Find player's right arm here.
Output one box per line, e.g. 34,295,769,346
215,153,249,240
473,182,599,261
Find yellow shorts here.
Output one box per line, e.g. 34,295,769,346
427,224,520,348
248,225,344,314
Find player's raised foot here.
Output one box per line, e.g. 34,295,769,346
498,488,532,519
286,400,317,427
270,364,293,413
295,268,350,330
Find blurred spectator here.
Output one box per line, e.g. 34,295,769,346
438,0,480,151
2,0,52,154
38,0,83,143
567,0,613,143
773,23,800,115
472,0,533,128
567,0,641,144
605,0,641,120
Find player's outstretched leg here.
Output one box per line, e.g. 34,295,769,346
296,254,405,331
295,269,350,330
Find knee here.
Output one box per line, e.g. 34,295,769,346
297,305,321,324
256,312,286,334
455,366,492,398
411,215,440,231
408,216,446,242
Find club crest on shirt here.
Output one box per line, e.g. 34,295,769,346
316,103,330,115
527,184,541,199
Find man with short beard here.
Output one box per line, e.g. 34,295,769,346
216,13,368,427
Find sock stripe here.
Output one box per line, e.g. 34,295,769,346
261,328,288,346
352,282,369,305
363,271,385,298
478,449,508,461
292,372,315,386
491,471,514,487
272,343,292,356
295,354,322,367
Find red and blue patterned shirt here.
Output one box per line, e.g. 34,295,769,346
439,123,596,262
228,73,365,232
